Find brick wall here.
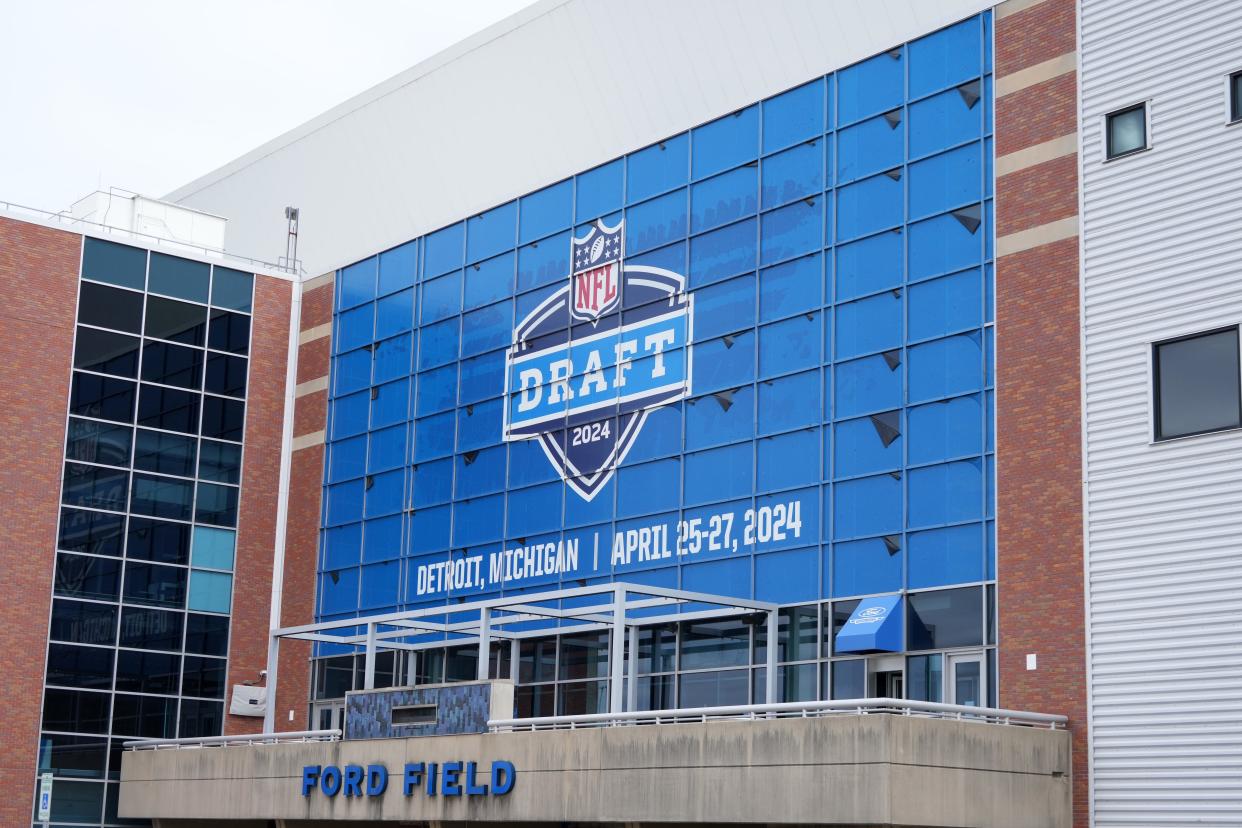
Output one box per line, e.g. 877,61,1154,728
0,217,81,826
993,1,1088,826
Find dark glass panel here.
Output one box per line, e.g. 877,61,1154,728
70,372,135,422
118,606,184,651
62,462,129,511
178,699,224,738
58,508,124,556
182,656,227,699
826,599,860,657
65,418,132,466
141,340,203,389
1233,71,1242,122
556,680,608,715
201,395,245,441
907,653,944,702
122,561,187,608
137,384,200,433
211,266,254,312
680,620,750,670
1155,328,1242,440
1106,104,1146,158
208,308,250,354
133,429,197,477
125,517,190,565
115,649,181,694
514,683,555,718
37,733,109,779
204,353,247,397
54,552,120,601
559,632,610,680
78,281,143,333
195,482,238,527
129,473,193,521
184,613,229,656
73,328,139,377
148,252,209,302
144,295,206,345
637,625,677,674
831,658,867,699
314,655,356,699
82,237,145,289
444,645,478,681
110,693,177,738
198,439,241,483
907,586,983,650
754,605,819,665
634,674,675,711
49,599,117,646
518,638,556,683
42,687,111,734
45,642,115,689
677,668,749,707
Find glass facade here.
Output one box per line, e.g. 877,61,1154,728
39,237,253,827
316,14,996,706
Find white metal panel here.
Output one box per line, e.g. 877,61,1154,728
166,0,992,277
1080,1,1242,824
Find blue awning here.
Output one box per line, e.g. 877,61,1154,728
834,594,903,654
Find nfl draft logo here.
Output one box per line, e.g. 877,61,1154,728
503,219,694,501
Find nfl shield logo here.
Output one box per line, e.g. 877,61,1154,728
570,219,622,323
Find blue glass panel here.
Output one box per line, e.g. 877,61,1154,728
506,481,563,537
329,434,367,483
836,112,904,184
908,523,984,588
516,232,571,293
757,428,819,490
327,480,364,526
359,561,401,608
692,273,755,342
986,389,995,453
907,332,983,402
908,210,982,282
907,394,983,465
907,459,983,528
833,473,901,539
424,222,464,278
318,568,358,615
908,17,981,99
368,424,408,473
908,86,983,159
759,253,821,323
455,445,506,499
576,159,623,221
322,523,361,569
836,291,902,360
835,230,901,301
908,268,983,341
331,391,370,440
622,402,682,465
453,494,505,546
365,469,404,518
908,143,983,221
508,438,560,488
461,301,512,358
689,218,756,288
681,555,749,597
626,189,687,255
334,348,371,396
690,166,757,234
411,457,453,507
837,50,904,125
837,173,902,241
187,571,233,614
338,257,377,310
763,79,824,153
378,241,417,296
761,141,823,209
413,411,456,461
686,386,755,451
835,353,902,420
692,105,758,179
758,369,820,435
459,351,505,405
627,134,688,203
420,270,462,323
373,334,412,384
759,312,820,379
464,252,513,310
191,527,235,570
371,377,410,428
693,330,755,393
417,317,460,370
520,179,573,244
466,201,516,263
416,366,457,416
684,442,752,506
755,546,818,603
833,538,902,597
336,304,374,354
457,397,503,451
760,198,823,266
564,474,614,527
835,413,902,478
375,288,414,340
616,457,680,519
409,505,451,554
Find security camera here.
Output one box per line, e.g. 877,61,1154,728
259,670,268,678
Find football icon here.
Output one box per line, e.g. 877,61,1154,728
589,234,606,263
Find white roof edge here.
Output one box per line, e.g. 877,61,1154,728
164,0,570,203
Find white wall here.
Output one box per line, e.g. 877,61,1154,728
1079,1,1242,824
167,0,991,277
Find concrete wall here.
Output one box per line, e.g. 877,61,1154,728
122,715,1070,826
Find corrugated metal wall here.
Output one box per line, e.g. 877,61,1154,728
1080,1,1242,824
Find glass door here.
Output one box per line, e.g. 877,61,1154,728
312,702,345,732
946,653,985,707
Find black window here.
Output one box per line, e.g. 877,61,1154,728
137,384,200,433
49,599,118,646
198,440,241,484
125,517,190,565
46,643,115,690
70,373,135,423
184,613,229,656
133,429,197,477
54,553,121,601
110,693,177,739
907,587,983,651
78,281,144,333
59,508,125,556
178,699,223,738
130,473,194,521
831,659,866,699
204,353,247,397
1154,327,1242,440
1232,71,1242,123
43,688,112,734
679,620,750,670
62,462,129,511
141,340,203,389
827,600,860,656
182,656,227,698
119,606,185,651
211,266,253,313
37,733,109,779
208,309,250,354
115,650,181,694
148,253,209,303
145,296,207,345
74,328,140,377
202,395,245,441
65,418,132,467
122,561,187,608
195,482,239,527
82,238,146,290
1106,102,1147,159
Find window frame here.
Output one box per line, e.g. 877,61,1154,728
1229,70,1242,125
1151,325,1242,442
1103,101,1150,161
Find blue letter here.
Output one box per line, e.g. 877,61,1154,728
301,766,320,797
442,761,462,796
366,764,388,796
426,762,438,796
321,766,342,797
491,760,516,795
343,765,364,797
403,763,424,796
464,761,488,795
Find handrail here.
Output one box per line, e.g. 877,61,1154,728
124,729,340,750
489,697,1067,732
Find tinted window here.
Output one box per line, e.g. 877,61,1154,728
130,473,194,521
137,384,200,433
198,440,241,484
82,238,145,289
1154,328,1242,440
178,699,223,738
211,266,253,312
122,561,187,608
1106,103,1146,159
37,733,109,779
208,309,250,354
118,606,184,651
65,418,132,467
202,396,245,441
78,281,144,333
110,693,177,738
204,353,247,397
115,649,181,693
49,600,118,646
680,620,750,670
148,252,209,302
46,643,115,689
195,482,238,527
142,340,204,388
907,586,983,650
125,517,191,565
59,508,125,556
145,296,207,345
184,613,229,656
74,328,139,377
831,658,866,699
70,372,135,422
54,553,121,600
43,688,112,734
1232,71,1241,123
182,656,227,698
62,462,129,511
133,429,197,477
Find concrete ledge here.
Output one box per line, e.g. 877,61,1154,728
996,133,1077,177
302,271,336,291
995,0,1049,19
299,322,332,345
996,215,1079,257
295,376,329,398
995,52,1076,98
121,714,1070,826
291,430,326,452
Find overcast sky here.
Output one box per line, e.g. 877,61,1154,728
0,0,535,212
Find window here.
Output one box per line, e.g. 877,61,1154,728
1232,71,1242,124
1154,327,1242,440
1105,103,1147,159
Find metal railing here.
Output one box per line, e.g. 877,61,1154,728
489,697,1067,732
124,729,340,751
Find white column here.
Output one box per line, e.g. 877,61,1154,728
609,586,626,713
477,607,492,681
262,634,279,733
510,637,520,681
765,610,778,706
627,625,639,713
363,623,377,690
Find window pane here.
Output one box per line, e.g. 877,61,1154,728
137,384,200,433
65,418,132,467
122,561,187,608
78,281,144,333
907,653,944,702
680,620,750,670
514,683,555,718
202,395,245,441
212,266,254,312
907,586,983,650
1156,328,1241,439
115,649,181,694
145,295,207,345
518,638,557,683
110,693,177,738
37,733,109,779
178,699,224,738
133,429,197,476
182,656,227,698
54,553,121,601
188,570,233,613
634,674,675,711
49,599,117,646
119,606,184,651
1106,104,1146,158
62,462,129,511
677,668,749,707
192,526,236,569
82,238,146,289
142,340,204,388
208,309,250,354
43,688,112,734
74,327,140,377
196,482,239,527
831,658,866,699
205,353,247,397
557,680,608,715
125,517,191,565
185,613,229,656
59,507,125,556
46,643,115,689
198,439,242,483
149,252,209,302
559,632,610,680
130,473,194,520
637,625,677,674
70,372,136,422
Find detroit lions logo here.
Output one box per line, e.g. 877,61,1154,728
503,219,694,501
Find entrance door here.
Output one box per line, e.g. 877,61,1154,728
312,702,345,733
946,653,985,707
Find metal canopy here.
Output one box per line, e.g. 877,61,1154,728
262,582,779,732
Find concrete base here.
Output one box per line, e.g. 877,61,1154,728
124,714,1071,826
